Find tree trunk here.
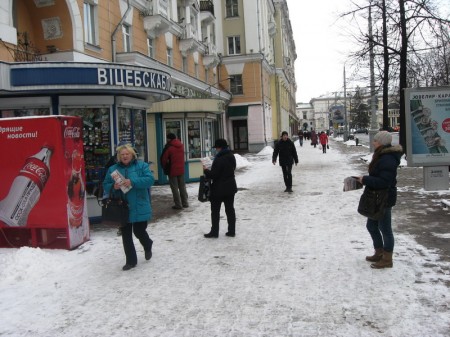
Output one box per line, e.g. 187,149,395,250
398,0,408,151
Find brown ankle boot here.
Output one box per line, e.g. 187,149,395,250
371,251,393,269
366,248,384,262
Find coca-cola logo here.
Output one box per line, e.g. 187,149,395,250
22,162,49,185
64,127,81,139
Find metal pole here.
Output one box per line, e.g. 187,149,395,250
343,66,348,141
368,0,378,152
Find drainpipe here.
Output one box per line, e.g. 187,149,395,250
111,0,131,62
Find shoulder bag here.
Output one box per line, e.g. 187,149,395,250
357,187,389,220
198,175,211,202
101,188,129,227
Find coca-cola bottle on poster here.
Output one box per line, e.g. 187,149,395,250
67,149,85,228
0,146,53,227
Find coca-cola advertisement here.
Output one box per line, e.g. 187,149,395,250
0,116,89,249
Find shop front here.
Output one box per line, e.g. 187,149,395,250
0,61,171,221
147,98,226,184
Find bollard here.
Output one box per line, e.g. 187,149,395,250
355,137,359,146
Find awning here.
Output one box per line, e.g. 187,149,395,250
228,106,248,117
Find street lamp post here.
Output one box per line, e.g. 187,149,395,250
343,66,349,141
368,0,378,152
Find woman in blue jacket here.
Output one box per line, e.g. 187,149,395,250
357,131,403,269
103,143,154,271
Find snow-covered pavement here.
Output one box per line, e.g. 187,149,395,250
1,139,449,337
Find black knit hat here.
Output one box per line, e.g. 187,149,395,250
167,133,176,140
213,139,228,148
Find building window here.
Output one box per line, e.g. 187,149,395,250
228,36,241,55
167,48,173,67
122,24,131,52
194,63,199,78
230,75,243,95
182,56,187,73
147,38,154,58
83,1,98,45
226,0,238,17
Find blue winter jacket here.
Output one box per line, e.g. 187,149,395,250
103,159,154,223
362,145,403,207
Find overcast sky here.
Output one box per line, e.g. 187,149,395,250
286,0,354,103
286,0,450,103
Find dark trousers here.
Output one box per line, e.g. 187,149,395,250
281,164,293,188
322,144,327,153
210,195,236,235
121,221,153,265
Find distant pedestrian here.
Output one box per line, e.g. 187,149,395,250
319,131,329,153
310,130,318,148
160,133,189,210
272,131,298,193
203,139,237,238
356,131,403,269
298,130,304,147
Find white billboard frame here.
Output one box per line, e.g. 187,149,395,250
405,86,450,167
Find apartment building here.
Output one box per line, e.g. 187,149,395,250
0,0,296,218
218,0,297,151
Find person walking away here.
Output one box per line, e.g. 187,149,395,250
356,131,403,269
319,131,329,154
298,130,304,147
103,143,154,271
272,131,298,193
160,133,189,210
203,139,237,238
310,130,318,148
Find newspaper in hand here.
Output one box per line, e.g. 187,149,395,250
111,169,132,194
343,176,363,192
200,156,213,170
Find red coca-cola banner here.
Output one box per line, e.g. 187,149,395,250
0,116,89,249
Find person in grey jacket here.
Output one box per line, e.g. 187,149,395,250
272,131,299,193
203,139,237,238
103,143,154,271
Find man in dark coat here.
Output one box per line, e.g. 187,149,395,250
272,131,299,193
202,139,237,238
160,133,189,209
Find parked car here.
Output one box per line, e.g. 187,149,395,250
354,128,368,134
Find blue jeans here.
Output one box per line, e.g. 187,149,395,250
366,207,394,252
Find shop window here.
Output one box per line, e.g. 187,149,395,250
117,108,146,160
1,108,50,118
226,0,238,17
61,107,111,196
204,120,214,157
164,120,183,140
187,120,201,159
228,36,240,55
84,1,98,45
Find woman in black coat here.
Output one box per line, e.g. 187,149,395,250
203,139,238,238
357,131,403,269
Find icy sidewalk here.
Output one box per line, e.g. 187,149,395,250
0,140,449,337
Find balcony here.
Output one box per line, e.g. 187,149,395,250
203,43,219,68
200,1,214,23
142,0,172,38
179,23,205,55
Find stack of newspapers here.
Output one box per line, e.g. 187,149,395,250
343,176,363,192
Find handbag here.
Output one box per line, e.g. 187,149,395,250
197,175,211,202
357,187,389,220
327,144,330,149
101,189,129,227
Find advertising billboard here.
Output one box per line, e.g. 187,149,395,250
0,116,90,249
405,87,450,166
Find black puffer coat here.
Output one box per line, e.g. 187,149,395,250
272,138,299,166
362,145,403,207
204,148,237,199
